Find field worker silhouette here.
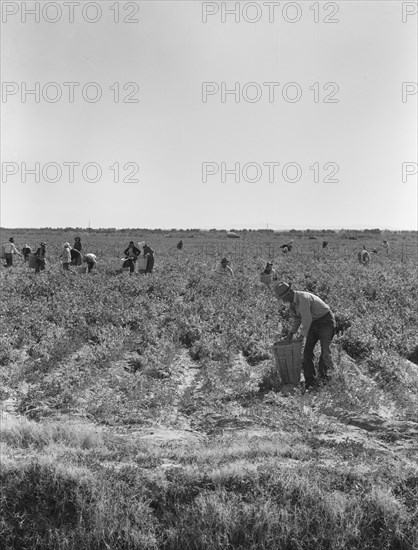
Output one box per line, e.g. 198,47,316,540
3,237,21,267
280,240,293,253
73,237,83,265
22,244,32,262
273,281,336,390
143,243,155,274
260,262,278,288
83,253,97,273
60,243,72,271
70,248,82,266
35,242,47,273
123,241,140,273
381,240,389,254
215,257,234,278
177,240,183,250
358,246,371,265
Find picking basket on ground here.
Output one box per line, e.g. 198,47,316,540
272,339,303,390
77,266,87,274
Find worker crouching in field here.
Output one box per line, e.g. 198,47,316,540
358,246,371,265
60,243,72,271
215,257,234,278
83,253,97,273
260,262,278,288
273,281,336,390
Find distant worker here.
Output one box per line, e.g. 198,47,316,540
35,242,47,273
123,241,140,273
280,240,293,253
215,257,234,278
60,243,72,271
358,246,371,265
143,243,155,274
177,240,183,250
273,281,335,390
83,253,97,273
382,240,389,254
73,237,83,265
260,262,278,288
3,237,21,267
22,244,32,262
322,241,328,249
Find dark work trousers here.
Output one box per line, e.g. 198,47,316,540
4,253,13,267
87,261,95,273
123,259,136,273
35,258,45,273
145,256,154,274
302,311,335,387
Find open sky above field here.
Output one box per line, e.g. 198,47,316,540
1,1,417,230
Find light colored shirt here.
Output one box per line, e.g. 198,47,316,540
84,253,97,263
4,242,20,254
289,291,331,337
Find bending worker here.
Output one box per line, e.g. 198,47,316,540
273,281,335,390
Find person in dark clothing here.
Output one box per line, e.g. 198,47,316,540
123,241,140,273
177,240,183,250
35,242,47,273
22,244,32,262
73,237,83,265
143,243,155,273
322,241,328,249
70,248,82,266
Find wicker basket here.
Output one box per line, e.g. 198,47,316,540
77,266,87,274
272,340,303,385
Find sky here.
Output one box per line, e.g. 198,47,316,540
1,0,417,230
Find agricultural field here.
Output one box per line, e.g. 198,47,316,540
1,228,417,550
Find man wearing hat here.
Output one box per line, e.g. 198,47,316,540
273,281,335,389
3,237,22,267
